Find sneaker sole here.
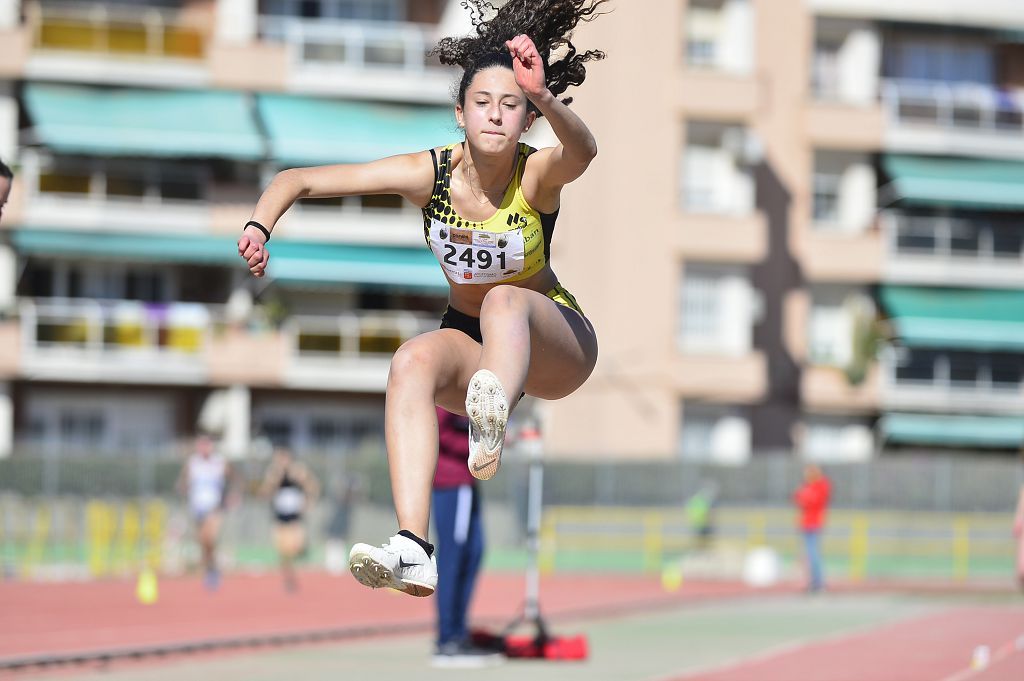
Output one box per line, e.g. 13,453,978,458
348,549,435,598
466,369,507,481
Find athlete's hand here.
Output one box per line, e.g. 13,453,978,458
506,34,547,100
1015,516,1023,538
238,226,269,278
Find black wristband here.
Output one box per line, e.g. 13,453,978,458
244,220,271,243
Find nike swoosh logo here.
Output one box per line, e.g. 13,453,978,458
399,558,421,568
473,458,496,472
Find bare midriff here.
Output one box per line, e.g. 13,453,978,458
445,264,559,317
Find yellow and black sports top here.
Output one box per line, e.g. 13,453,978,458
422,142,558,285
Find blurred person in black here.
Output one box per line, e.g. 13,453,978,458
259,444,320,592
236,0,607,599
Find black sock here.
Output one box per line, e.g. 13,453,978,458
398,529,434,557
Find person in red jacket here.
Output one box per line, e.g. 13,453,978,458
794,464,831,593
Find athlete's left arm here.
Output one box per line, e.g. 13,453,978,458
508,35,598,190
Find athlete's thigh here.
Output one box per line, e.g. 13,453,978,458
516,290,599,399
392,328,482,416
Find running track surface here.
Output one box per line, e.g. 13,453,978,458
2,572,1022,681
0,571,763,660
668,604,1024,681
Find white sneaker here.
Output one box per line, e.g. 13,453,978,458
465,369,508,481
348,534,437,597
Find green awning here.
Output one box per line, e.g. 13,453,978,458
881,413,1024,449
880,285,1024,351
882,155,1024,210
24,84,264,160
257,94,454,166
269,242,447,291
13,229,239,265
12,229,447,291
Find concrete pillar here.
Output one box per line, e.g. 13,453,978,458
221,384,251,459
0,83,17,165
0,0,18,31
839,25,880,106
720,0,755,75
0,382,11,458
215,0,257,45
839,159,876,233
199,384,251,459
0,243,14,313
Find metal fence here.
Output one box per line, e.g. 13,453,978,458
1,448,1021,582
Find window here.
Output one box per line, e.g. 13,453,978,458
885,37,995,85
812,41,841,99
679,264,754,355
680,269,719,347
679,402,751,464
895,349,938,383
265,0,404,21
812,172,840,224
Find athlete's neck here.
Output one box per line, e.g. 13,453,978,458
458,141,517,197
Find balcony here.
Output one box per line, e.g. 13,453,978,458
881,80,1024,159
15,299,440,391
24,2,208,86
672,352,766,403
676,211,767,263
806,101,885,149
259,16,454,103
880,348,1024,415
882,212,1024,288
275,197,424,247
798,228,884,283
801,365,880,413
16,154,211,233
282,311,438,392
678,70,759,120
18,298,212,384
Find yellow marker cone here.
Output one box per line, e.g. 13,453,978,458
661,561,683,592
136,567,159,605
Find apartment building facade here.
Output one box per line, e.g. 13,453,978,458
1,0,1022,462
542,0,1024,461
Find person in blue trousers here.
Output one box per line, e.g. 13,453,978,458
431,407,503,668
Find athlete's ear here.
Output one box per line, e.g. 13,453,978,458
455,104,465,129
524,110,537,133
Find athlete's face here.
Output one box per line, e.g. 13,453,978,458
0,176,10,224
456,66,536,155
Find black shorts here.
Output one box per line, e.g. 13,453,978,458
438,283,585,345
440,305,483,343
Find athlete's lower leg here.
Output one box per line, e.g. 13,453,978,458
384,346,441,539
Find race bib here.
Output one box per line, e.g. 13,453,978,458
429,218,525,283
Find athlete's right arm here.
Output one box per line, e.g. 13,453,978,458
238,151,436,278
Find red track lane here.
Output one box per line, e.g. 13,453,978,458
0,571,760,661
668,606,1024,681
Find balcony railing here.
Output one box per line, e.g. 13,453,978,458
884,213,1024,263
881,348,1024,413
20,298,212,357
260,16,443,73
881,80,1024,134
30,2,206,59
286,311,437,360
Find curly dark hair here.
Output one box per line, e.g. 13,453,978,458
433,0,609,116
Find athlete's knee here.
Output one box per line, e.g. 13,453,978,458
480,285,528,317
388,340,442,386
